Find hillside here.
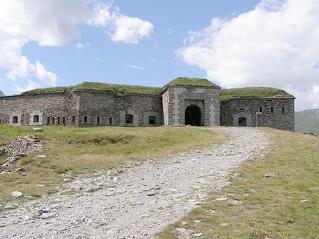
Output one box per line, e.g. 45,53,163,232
0,126,225,204
0,127,262,238
0,91,4,97
295,109,319,135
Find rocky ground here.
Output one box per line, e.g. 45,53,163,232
0,135,42,171
0,128,269,239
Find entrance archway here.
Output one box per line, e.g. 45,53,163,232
185,105,202,126
238,117,247,127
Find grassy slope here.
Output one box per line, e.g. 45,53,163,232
158,130,319,239
295,109,319,135
0,126,225,204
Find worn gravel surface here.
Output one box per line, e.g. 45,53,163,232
0,127,269,239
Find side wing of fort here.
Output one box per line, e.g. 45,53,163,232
0,77,295,131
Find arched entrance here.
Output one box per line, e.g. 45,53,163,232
185,105,202,126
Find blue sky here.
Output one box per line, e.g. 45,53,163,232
0,0,259,94
1,0,319,110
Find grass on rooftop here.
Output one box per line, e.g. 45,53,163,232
221,87,294,101
0,126,226,204
157,129,319,239
21,82,161,96
167,77,219,88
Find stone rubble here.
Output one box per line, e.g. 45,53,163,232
0,135,42,171
0,128,269,239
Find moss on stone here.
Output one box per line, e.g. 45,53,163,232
22,82,161,96
221,87,294,101
73,82,161,96
21,87,73,96
167,77,219,88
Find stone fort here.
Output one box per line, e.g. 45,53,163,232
0,77,295,131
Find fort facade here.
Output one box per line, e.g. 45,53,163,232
0,78,295,131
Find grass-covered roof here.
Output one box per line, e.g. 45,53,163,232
21,87,73,96
166,77,219,88
22,82,162,96
221,87,294,101
21,81,293,100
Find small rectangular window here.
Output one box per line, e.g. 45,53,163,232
52,117,55,124
84,116,88,123
72,116,76,123
126,114,133,124
62,117,66,125
282,107,285,114
109,117,113,125
239,108,245,112
12,116,18,124
57,117,60,125
96,117,100,125
259,107,263,112
33,115,40,123
149,116,157,125
47,117,51,125
271,107,274,113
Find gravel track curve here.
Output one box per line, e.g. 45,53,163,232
0,127,269,239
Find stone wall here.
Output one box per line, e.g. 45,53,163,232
77,91,163,127
0,94,80,126
221,97,295,131
0,86,295,131
162,86,220,126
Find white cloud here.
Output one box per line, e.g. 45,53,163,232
180,0,319,110
76,42,91,49
111,16,153,44
0,0,153,92
34,61,57,85
124,64,146,70
90,3,153,44
13,80,40,94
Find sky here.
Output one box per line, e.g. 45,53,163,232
0,0,318,111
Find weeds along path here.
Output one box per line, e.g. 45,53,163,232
0,128,269,239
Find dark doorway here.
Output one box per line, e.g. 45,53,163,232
238,117,247,127
185,105,202,126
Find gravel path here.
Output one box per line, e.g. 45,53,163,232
0,127,269,239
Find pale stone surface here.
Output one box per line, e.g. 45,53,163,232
0,128,269,239
11,192,23,198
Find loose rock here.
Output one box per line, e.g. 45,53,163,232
11,191,23,198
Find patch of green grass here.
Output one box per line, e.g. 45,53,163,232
221,87,294,101
0,155,6,165
158,130,319,239
166,77,219,88
21,78,220,97
22,82,161,96
0,125,226,204
20,86,73,96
